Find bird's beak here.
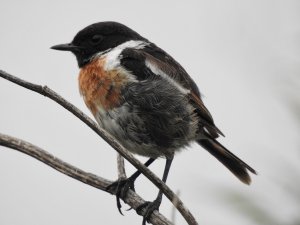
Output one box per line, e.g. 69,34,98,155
50,43,81,52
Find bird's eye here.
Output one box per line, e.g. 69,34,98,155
91,35,103,44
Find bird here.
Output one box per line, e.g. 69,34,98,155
51,21,257,224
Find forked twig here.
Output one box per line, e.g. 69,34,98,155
0,133,171,225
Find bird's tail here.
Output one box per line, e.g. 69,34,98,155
197,139,257,184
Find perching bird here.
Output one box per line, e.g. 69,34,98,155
51,21,256,224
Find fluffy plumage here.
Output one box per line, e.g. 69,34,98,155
51,21,257,224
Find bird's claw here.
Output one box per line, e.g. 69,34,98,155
136,198,161,225
106,177,136,215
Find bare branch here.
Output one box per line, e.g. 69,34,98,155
117,154,127,179
171,190,181,225
0,133,171,225
0,70,198,225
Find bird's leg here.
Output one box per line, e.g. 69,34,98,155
136,155,174,225
106,158,155,215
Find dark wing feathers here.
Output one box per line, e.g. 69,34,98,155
120,45,256,184
142,44,201,96
120,48,149,80
120,44,223,138
190,92,224,138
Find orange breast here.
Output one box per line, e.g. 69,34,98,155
78,57,128,116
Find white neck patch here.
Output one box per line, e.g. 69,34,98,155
95,40,148,71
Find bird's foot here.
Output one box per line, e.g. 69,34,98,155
106,177,136,215
136,197,162,225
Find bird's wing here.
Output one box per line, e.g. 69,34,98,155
120,44,223,138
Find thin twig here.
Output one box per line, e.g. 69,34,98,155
117,154,127,179
171,190,181,225
0,133,171,225
0,69,198,225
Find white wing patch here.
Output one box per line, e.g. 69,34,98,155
145,60,190,94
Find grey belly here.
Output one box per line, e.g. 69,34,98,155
95,81,199,158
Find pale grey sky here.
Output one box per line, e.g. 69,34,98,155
0,1,299,225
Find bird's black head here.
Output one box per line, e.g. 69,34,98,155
51,21,146,67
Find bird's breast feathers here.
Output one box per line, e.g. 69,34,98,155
78,57,128,115
78,41,147,114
